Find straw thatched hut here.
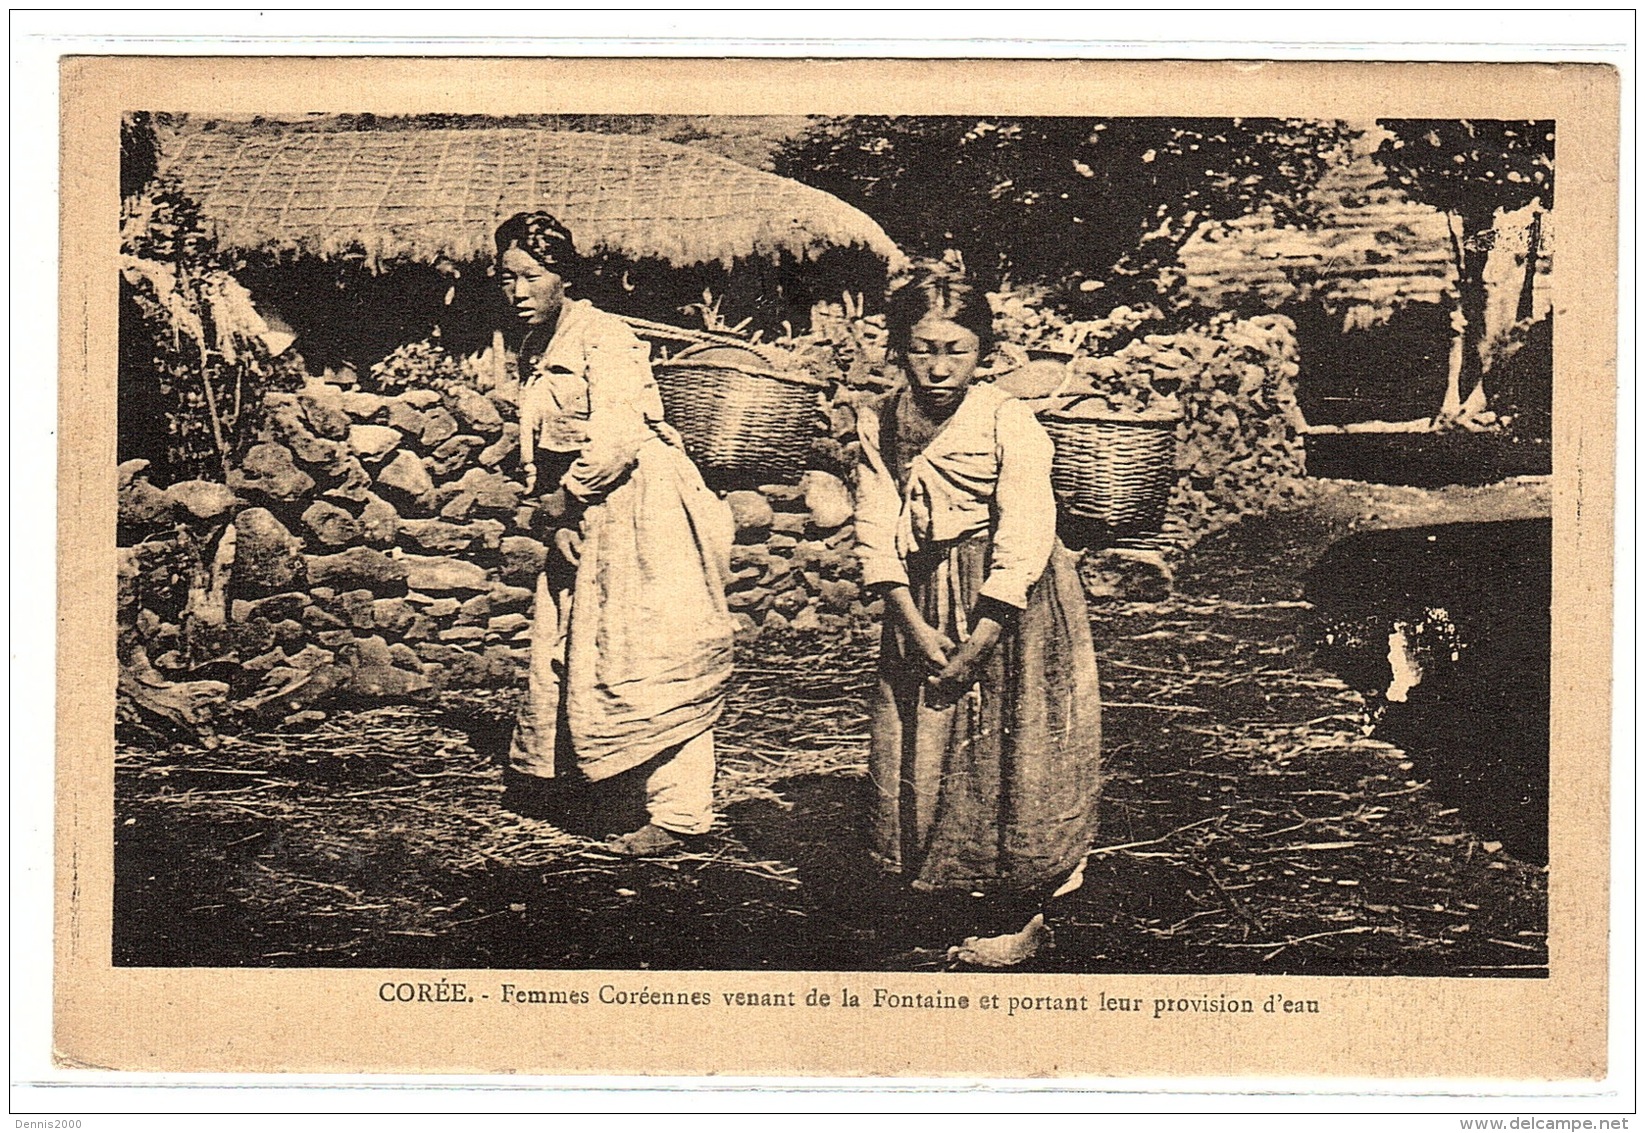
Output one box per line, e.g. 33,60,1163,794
160,126,902,371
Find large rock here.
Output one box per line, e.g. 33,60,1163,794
457,594,492,624
401,554,490,593
372,597,418,636
165,479,241,523
374,450,435,508
348,424,403,462
428,435,486,479
261,393,316,444
487,583,535,614
442,468,522,514
414,642,466,665
290,433,351,472
305,546,409,593
771,512,807,536
118,458,151,491
118,478,172,529
270,618,307,649
793,542,858,580
438,647,493,686
789,604,824,632
321,454,374,505
231,508,306,596
382,399,429,437
241,648,290,675
343,634,433,699
488,613,530,637
477,422,520,469
410,595,462,618
231,591,311,625
437,491,477,521
419,407,460,449
334,588,378,629
726,490,774,543
401,614,435,643
758,482,805,504
301,500,361,547
727,586,772,612
817,577,861,612
229,442,314,503
264,396,349,468
730,544,773,572
242,661,349,718
287,644,336,671
387,642,423,671
398,388,443,410
303,604,347,631
225,618,278,659
400,517,504,554
297,382,352,440
771,587,809,618
499,536,548,586
446,386,505,436
802,470,854,531
358,493,401,547
348,634,395,669
340,391,388,421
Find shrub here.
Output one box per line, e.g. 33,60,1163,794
120,115,286,484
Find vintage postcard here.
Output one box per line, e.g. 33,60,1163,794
54,56,1617,1079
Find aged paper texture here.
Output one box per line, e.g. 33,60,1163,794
57,56,1617,1079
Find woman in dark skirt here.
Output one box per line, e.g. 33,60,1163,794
853,264,1103,966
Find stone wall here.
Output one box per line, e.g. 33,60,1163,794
117,376,869,728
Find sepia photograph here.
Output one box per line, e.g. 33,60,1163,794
49,54,1618,1081
112,109,1554,976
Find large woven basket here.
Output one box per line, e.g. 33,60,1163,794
653,342,827,486
1038,408,1182,536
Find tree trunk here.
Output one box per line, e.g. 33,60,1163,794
1516,208,1543,324
1439,211,1492,427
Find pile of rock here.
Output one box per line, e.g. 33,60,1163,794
721,473,876,637
117,376,876,728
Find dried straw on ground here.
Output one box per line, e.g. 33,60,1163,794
160,128,902,269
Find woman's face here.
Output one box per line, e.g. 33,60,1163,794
905,315,981,416
499,245,567,327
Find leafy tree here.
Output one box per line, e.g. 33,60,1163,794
1376,119,1553,426
773,116,1354,317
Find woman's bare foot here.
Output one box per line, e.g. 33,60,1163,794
1052,856,1088,899
603,823,686,857
947,913,1052,968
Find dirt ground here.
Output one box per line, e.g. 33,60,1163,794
114,477,1551,974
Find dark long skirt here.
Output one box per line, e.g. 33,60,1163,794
869,533,1103,900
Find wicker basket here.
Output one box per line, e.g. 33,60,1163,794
1038,408,1182,536
653,342,827,486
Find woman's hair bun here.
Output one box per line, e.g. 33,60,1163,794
495,211,579,274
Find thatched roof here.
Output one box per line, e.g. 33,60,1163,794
160,128,902,269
